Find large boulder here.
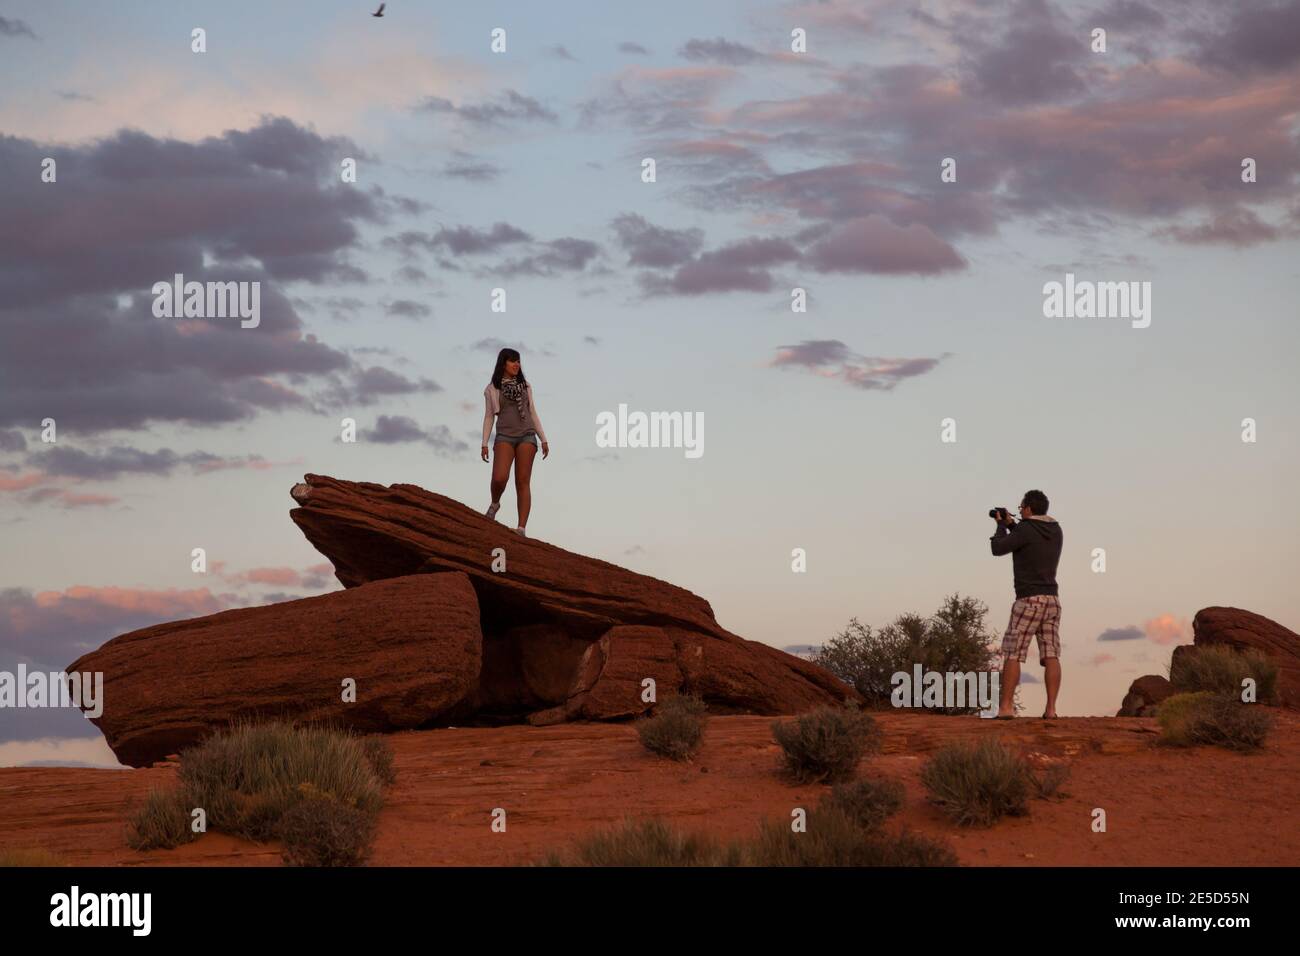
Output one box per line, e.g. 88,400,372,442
69,477,856,765
1191,607,1300,707
1117,674,1173,717
68,573,482,767
288,474,855,720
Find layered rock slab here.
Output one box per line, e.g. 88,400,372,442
68,573,482,767
1116,607,1300,714
288,474,855,718
1191,606,1300,707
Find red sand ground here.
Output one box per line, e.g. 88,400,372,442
2,711,1297,866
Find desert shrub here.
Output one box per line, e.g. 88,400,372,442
125,720,391,865
1158,692,1273,752
177,721,385,843
550,818,741,867
547,809,957,867
1029,762,1071,800
749,807,957,867
815,595,1001,713
1157,691,1213,746
824,777,905,831
0,847,66,867
1169,646,1278,703
772,706,882,783
636,694,707,761
921,739,1031,826
359,735,398,785
278,784,377,867
127,787,198,850
866,828,960,866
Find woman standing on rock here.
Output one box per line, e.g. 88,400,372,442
481,347,548,536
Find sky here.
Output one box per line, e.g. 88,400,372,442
2,0,1298,766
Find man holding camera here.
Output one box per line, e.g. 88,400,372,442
989,490,1063,719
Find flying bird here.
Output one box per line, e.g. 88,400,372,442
372,3,385,16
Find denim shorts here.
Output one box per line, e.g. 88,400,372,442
492,432,538,448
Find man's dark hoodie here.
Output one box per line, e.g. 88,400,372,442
991,515,1063,598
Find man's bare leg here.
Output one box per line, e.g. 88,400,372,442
997,658,1019,717
1043,658,1061,718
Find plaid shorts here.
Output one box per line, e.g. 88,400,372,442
1000,594,1062,665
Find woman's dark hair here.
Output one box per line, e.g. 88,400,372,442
1022,489,1050,516
490,348,527,390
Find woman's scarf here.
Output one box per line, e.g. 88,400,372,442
500,378,528,420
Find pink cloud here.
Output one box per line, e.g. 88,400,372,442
1145,614,1191,645
31,585,226,618
240,567,303,587
2,583,240,667
0,469,49,492
50,492,119,508
212,562,337,592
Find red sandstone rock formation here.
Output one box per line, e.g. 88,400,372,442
1191,606,1300,707
1118,607,1299,715
68,573,482,767
68,475,854,765
1116,674,1173,717
288,474,856,723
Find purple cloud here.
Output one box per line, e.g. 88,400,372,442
962,0,1088,104
0,16,36,39
770,340,946,391
1098,626,1145,641
0,118,431,434
639,236,801,295
1154,208,1283,247
679,37,765,66
386,299,432,319
416,89,558,125
361,416,470,456
804,216,966,274
612,213,706,267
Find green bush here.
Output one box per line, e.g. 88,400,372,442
550,818,741,866
127,787,198,851
125,720,393,865
278,784,377,867
636,694,707,761
359,735,398,785
814,595,1001,713
866,828,961,866
750,807,957,866
0,847,66,867
1029,762,1070,800
921,740,1031,826
177,721,385,842
1169,646,1278,703
546,800,957,867
772,706,882,783
824,777,905,831
1158,692,1273,752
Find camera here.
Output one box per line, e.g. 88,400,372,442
988,507,1014,521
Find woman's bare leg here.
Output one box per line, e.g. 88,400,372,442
513,441,537,527
491,443,515,505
